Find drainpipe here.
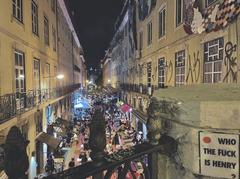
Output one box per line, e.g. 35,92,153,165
56,0,60,88
72,32,75,85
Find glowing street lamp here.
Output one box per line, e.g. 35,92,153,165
56,74,64,80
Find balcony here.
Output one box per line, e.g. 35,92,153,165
44,136,176,179
120,83,151,96
0,84,80,124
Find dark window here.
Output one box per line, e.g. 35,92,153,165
44,16,49,45
51,0,56,13
139,31,143,50
147,21,152,45
12,0,23,22
52,27,56,51
159,8,166,38
31,1,38,35
176,0,184,26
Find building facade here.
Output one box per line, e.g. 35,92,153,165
104,0,240,178
0,0,86,177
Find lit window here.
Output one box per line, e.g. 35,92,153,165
175,50,185,86
33,59,40,90
15,51,25,109
204,38,224,83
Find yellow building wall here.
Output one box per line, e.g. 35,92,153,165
136,0,240,88
0,0,58,95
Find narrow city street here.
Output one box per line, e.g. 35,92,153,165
0,0,240,179
51,90,146,179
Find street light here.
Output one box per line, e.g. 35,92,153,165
43,74,65,80
56,74,64,80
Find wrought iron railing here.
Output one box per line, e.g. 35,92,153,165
0,84,80,123
44,136,176,179
120,83,159,96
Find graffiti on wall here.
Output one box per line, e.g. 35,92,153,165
166,60,173,83
222,42,238,83
186,51,201,83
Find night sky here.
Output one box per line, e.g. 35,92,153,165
65,0,124,69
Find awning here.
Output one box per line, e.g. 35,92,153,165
36,132,61,149
132,109,148,123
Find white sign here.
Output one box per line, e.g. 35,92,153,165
199,132,239,179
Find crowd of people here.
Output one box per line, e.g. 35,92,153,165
44,92,146,178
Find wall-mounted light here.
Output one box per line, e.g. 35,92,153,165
56,74,64,80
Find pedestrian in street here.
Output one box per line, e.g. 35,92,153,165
45,155,55,174
68,158,75,168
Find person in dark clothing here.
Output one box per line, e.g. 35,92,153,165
45,155,55,174
79,153,88,164
68,158,75,168
112,132,120,145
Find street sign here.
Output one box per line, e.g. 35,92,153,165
199,132,239,179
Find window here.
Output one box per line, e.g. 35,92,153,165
33,59,40,90
15,51,25,109
175,50,185,86
159,7,166,38
139,31,143,50
51,0,56,13
15,51,25,93
52,27,56,51
54,66,57,87
204,38,224,83
31,1,38,35
158,58,165,88
44,16,49,45
147,62,152,87
147,21,152,45
12,0,23,22
176,0,184,26
45,63,50,89
205,0,217,7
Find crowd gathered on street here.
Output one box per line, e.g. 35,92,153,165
42,91,146,179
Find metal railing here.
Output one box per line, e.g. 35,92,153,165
0,84,80,123
44,136,176,179
120,83,156,96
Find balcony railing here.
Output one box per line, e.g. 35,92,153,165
44,136,176,179
0,84,80,124
120,83,157,96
